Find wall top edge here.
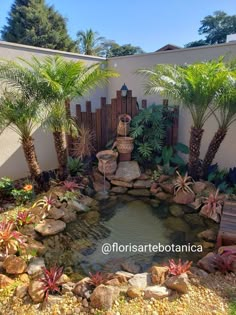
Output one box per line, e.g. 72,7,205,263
0,41,106,61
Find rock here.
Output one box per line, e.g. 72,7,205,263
150,182,160,194
94,191,109,201
149,199,160,208
165,273,190,294
34,219,66,236
218,245,236,254
138,173,150,180
61,282,75,294
81,211,100,225
15,284,28,298
111,186,128,194
192,181,206,194
3,255,27,274
0,274,14,288
105,278,120,286
121,260,141,274
68,200,89,212
115,271,134,282
47,295,63,306
93,180,111,193
82,298,89,308
18,273,30,283
144,285,171,299
169,204,184,217
184,214,206,228
111,180,133,188
27,257,45,277
198,229,217,242
79,195,98,207
26,239,46,255
90,285,120,310
127,287,142,298
158,175,170,183
61,208,77,223
164,217,190,233
160,182,174,194
155,192,172,201
133,180,152,189
188,198,203,210
73,277,92,299
200,204,221,223
150,266,169,285
114,161,141,183
202,241,215,250
128,273,152,289
173,191,195,205
128,189,150,197
28,280,45,302
197,252,218,273
47,207,64,220
190,267,208,277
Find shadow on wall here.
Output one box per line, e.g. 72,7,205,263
0,127,58,180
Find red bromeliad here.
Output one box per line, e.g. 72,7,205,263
39,266,64,301
166,259,192,276
0,220,26,255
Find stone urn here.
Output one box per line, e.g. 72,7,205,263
117,114,131,136
96,150,118,175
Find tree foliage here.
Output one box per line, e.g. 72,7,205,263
1,0,76,51
76,28,106,56
106,43,145,57
185,11,236,48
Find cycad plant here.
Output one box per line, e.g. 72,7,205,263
202,69,236,176
23,56,118,179
138,59,229,179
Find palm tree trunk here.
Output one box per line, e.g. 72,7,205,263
202,127,227,177
188,126,204,179
53,131,68,180
21,136,41,178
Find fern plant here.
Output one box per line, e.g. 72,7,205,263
130,104,172,166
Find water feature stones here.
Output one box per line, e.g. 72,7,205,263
0,274,14,288
80,210,100,225
155,192,172,201
192,181,207,194
113,161,141,182
128,273,152,289
184,214,206,228
197,229,217,242
159,182,174,194
79,195,98,208
111,187,128,194
144,285,172,299
115,271,134,281
47,206,65,220
61,208,77,223
73,277,92,299
35,219,66,236
3,255,27,274
90,284,120,310
128,189,150,197
15,284,28,298
165,273,190,294
26,239,46,255
173,191,195,204
169,204,184,217
164,217,190,233
153,203,169,219
197,252,218,273
121,260,141,274
150,266,169,285
133,179,152,189
149,199,160,208
127,287,142,298
27,257,45,277
68,200,89,212
111,180,133,188
94,191,109,201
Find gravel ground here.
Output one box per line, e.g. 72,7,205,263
0,272,235,315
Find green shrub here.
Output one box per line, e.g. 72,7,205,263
67,157,85,177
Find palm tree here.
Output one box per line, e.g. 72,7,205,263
202,71,236,176
0,60,47,185
23,55,118,179
76,29,106,56
138,59,229,179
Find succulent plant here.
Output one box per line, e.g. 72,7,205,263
166,259,192,276
88,271,108,287
16,210,34,226
174,171,194,195
39,266,64,301
200,189,224,222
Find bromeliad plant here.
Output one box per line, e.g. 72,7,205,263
200,189,224,223
62,181,81,192
174,171,194,195
88,271,108,287
0,220,26,255
32,194,56,218
39,266,64,301
16,210,34,227
167,259,192,276
212,250,236,274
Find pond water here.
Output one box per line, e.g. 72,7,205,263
42,195,216,276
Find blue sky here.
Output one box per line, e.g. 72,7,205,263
0,0,235,52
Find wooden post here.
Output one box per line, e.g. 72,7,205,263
142,100,147,109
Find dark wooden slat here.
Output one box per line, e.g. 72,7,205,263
111,98,117,136
96,109,102,150
81,112,87,127
86,101,92,130
116,90,122,118
127,90,132,116
142,100,147,109
107,104,112,142
217,201,236,246
91,112,97,149
172,106,179,145
101,97,107,148
131,97,138,117
76,104,82,126
121,96,126,114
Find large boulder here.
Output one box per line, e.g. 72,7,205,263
114,161,141,182
90,284,120,310
47,207,64,220
198,229,217,242
133,180,152,189
3,255,27,274
127,287,142,298
0,274,14,288
28,280,45,302
34,219,66,236
169,204,184,217
128,273,152,289
165,273,190,294
111,180,133,188
192,181,206,194
111,186,128,194
173,191,195,205
128,189,150,197
151,266,169,285
73,277,92,299
121,260,141,274
197,252,217,273
27,257,45,277
144,285,172,299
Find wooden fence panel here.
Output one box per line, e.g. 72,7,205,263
68,90,179,152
